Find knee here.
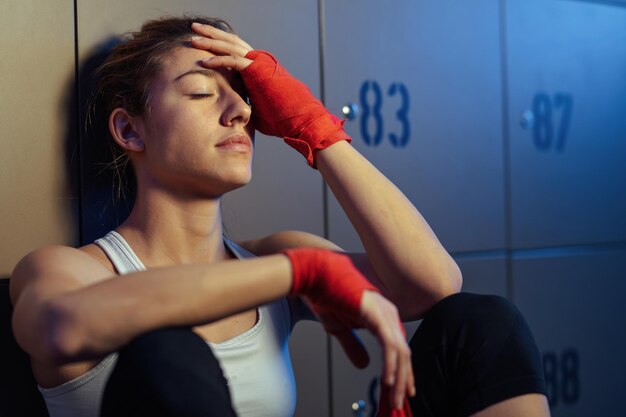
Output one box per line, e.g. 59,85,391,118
117,327,217,377
425,292,518,326
410,293,523,350
124,327,205,355
103,328,235,417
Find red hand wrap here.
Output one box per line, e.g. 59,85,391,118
242,50,351,167
285,248,413,417
376,388,414,417
283,248,378,328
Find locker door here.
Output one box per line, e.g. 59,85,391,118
324,0,505,254
0,0,77,275
330,256,507,417
513,249,626,416
76,2,326,416
506,0,626,248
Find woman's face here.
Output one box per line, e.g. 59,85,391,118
135,44,254,197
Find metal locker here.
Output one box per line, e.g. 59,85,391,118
0,0,77,275
506,0,626,248
513,248,626,417
323,0,505,254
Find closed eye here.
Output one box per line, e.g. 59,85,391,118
189,93,215,100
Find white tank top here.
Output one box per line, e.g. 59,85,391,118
38,231,297,417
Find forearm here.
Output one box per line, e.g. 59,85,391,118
316,141,461,317
42,255,291,363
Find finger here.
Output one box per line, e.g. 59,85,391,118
377,325,398,387
200,55,253,72
190,36,251,59
388,317,413,406
334,330,370,369
402,323,416,398
360,296,397,386
393,344,410,409
191,22,253,50
405,339,416,398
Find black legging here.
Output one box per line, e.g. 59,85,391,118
408,293,546,417
100,293,547,417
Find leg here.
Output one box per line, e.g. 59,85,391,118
470,393,550,417
101,327,238,417
408,293,549,417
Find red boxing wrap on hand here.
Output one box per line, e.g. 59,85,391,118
283,248,413,417
242,50,351,167
283,248,378,328
376,386,414,417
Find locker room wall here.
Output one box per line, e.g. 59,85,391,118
322,1,626,416
0,0,78,276
2,1,625,417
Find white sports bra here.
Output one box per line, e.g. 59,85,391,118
38,231,297,417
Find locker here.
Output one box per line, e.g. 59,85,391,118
513,248,626,416
506,0,626,248
76,2,327,416
324,0,505,254
331,256,507,417
0,0,77,275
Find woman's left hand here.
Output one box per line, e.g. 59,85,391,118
190,22,254,71
190,22,350,168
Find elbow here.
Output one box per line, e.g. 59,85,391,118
444,259,463,296
401,261,463,321
429,259,463,307
38,298,88,364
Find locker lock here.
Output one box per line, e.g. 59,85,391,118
519,110,535,129
341,103,360,120
351,399,366,417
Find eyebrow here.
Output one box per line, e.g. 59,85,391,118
174,69,218,82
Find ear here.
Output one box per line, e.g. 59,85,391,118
109,107,146,152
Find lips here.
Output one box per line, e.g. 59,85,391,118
215,133,252,151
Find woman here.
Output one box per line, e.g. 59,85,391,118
10,16,549,417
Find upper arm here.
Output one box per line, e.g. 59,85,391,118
238,230,343,255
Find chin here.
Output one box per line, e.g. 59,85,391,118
219,169,253,193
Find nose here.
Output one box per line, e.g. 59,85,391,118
221,89,252,127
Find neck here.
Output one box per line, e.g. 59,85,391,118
117,185,229,267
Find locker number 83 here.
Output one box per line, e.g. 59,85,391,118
358,80,411,148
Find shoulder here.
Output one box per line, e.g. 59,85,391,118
236,230,343,256
10,244,114,306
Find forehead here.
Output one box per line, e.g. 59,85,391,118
157,45,233,84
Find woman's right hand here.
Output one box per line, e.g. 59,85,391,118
282,248,415,409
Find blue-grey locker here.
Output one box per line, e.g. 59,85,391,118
506,0,626,248
324,0,505,254
513,249,626,416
